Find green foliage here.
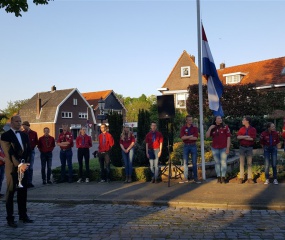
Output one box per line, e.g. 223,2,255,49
133,142,148,167
108,112,123,167
52,158,151,182
170,140,214,165
0,0,51,17
137,109,150,144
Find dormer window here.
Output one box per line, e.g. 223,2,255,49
223,72,247,84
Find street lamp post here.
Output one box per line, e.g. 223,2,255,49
86,104,93,137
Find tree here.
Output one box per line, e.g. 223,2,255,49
0,0,52,17
108,112,123,167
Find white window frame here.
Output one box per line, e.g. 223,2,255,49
181,66,190,77
73,98,78,105
78,112,87,119
176,93,188,109
62,112,73,118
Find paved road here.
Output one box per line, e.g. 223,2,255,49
0,203,285,240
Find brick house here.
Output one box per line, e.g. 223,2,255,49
19,86,96,140
159,51,285,114
82,90,127,138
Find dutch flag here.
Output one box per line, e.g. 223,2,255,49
202,24,224,117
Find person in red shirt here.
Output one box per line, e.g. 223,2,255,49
76,126,92,183
98,124,114,183
57,123,74,183
206,116,231,184
120,124,135,183
145,122,163,183
38,127,55,184
260,122,280,185
22,121,38,188
179,115,200,184
0,144,5,198
237,116,257,184
281,117,285,151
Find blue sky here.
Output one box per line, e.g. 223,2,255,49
0,0,284,110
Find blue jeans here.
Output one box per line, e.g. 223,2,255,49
264,146,277,179
27,149,35,184
122,149,134,176
183,144,198,180
0,165,4,192
211,147,227,177
60,149,73,181
40,152,53,181
149,149,159,179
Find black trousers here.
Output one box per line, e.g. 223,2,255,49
77,148,90,178
6,169,28,222
98,152,111,180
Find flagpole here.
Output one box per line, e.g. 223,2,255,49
196,0,206,180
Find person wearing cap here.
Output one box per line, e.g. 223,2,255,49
57,123,74,183
22,120,38,188
145,122,163,183
38,127,56,185
120,124,135,183
76,126,92,183
237,116,257,184
180,115,201,184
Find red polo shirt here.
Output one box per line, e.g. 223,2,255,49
180,125,198,144
210,125,231,149
57,131,74,150
98,132,114,152
119,134,135,149
237,126,256,147
38,135,56,153
76,134,92,149
145,131,163,149
260,130,280,146
23,129,38,150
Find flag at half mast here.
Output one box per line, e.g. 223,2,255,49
202,24,224,116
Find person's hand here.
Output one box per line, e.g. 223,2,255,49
19,163,30,173
146,153,149,159
226,148,230,154
209,125,216,130
158,151,162,158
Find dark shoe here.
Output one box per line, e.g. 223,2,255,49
247,178,255,184
155,179,159,183
27,183,34,188
151,178,155,183
221,177,226,184
238,178,243,184
19,216,34,223
194,179,201,184
217,177,221,183
47,180,52,184
0,193,4,198
7,221,17,228
43,180,47,185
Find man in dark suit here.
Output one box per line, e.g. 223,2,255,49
1,115,34,228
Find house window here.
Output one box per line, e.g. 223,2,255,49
113,109,122,114
73,98,78,105
181,66,190,77
79,112,87,119
226,75,240,84
176,93,188,108
281,67,285,76
62,112,73,118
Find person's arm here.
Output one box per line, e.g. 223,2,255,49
206,125,215,138
145,136,149,159
158,141,163,158
226,136,231,154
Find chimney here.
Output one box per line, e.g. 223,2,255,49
220,63,226,69
37,93,41,119
51,85,56,92
190,55,195,63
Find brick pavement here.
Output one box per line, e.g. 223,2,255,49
1,202,285,240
